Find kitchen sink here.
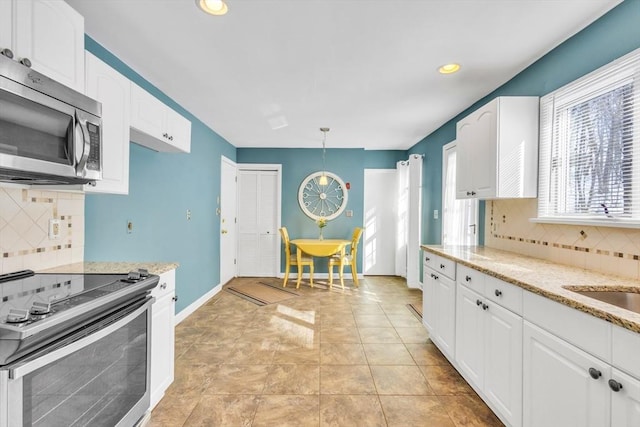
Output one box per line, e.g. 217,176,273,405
568,289,640,314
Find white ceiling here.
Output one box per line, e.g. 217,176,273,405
66,0,620,150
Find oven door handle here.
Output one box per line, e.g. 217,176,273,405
9,297,154,380
74,110,91,177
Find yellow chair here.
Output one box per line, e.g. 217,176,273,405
279,227,314,288
328,227,364,289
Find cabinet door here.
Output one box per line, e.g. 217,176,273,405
84,52,130,194
422,268,437,333
523,322,610,427
130,82,165,139
455,120,474,199
150,271,176,409
165,109,191,153
455,284,485,388
0,1,11,52
484,301,523,427
434,275,456,359
14,0,84,92
471,100,498,198
611,368,640,427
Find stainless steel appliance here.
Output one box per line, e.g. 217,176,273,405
0,51,102,185
0,269,159,427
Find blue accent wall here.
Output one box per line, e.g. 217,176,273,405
364,150,407,169
237,148,365,273
83,36,236,314
410,0,640,245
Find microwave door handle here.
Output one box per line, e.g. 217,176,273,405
74,111,91,177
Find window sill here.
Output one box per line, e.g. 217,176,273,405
530,217,640,229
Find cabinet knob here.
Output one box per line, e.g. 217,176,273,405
608,379,623,392
588,368,602,380
160,282,167,290
0,48,13,59
482,303,489,310
172,295,179,302
20,57,32,68
169,135,174,141
466,191,472,196
440,264,445,269
425,256,430,261
465,275,471,282
471,191,476,196
494,289,502,297
434,275,439,280
476,299,482,306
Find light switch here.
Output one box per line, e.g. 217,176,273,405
127,220,133,234
346,210,353,217
433,210,439,219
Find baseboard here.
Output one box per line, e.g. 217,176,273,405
175,283,222,325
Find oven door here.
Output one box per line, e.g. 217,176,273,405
0,297,153,427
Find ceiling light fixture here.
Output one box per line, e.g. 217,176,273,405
196,0,228,16
319,128,330,186
438,63,461,74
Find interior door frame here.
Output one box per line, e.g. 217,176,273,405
236,163,282,277
363,168,397,276
220,156,237,285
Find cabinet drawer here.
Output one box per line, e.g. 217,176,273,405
523,292,611,362
423,251,439,272
152,269,176,300
485,275,523,315
457,264,484,293
435,256,456,281
612,325,640,379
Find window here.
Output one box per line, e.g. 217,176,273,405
538,48,640,225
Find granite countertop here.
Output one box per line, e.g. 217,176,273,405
421,245,640,333
38,261,179,276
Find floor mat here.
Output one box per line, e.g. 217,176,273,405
406,303,423,320
225,281,299,306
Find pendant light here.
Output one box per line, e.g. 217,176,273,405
319,128,330,186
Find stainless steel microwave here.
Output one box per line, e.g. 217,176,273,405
0,52,102,185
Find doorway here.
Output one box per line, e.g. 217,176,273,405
442,142,478,246
363,169,397,275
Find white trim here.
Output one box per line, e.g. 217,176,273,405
529,217,640,229
220,156,238,284
175,283,222,325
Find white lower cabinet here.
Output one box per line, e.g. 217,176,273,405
422,265,436,333
456,283,523,427
150,269,176,409
523,321,610,427
611,368,640,427
433,274,456,358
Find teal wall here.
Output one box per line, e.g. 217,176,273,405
410,0,640,245
237,148,367,273
83,37,236,314
364,150,407,169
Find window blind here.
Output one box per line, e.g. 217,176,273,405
538,47,640,222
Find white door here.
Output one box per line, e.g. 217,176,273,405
523,322,610,427
236,166,280,277
422,268,437,333
455,284,485,388
484,301,523,427
443,142,478,246
220,156,237,285
611,368,640,427
363,169,396,275
434,275,456,359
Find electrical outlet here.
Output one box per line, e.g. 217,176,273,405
48,219,60,240
127,220,133,234
345,210,353,217
433,210,439,219
186,209,192,220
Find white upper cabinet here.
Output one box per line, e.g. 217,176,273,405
2,0,85,92
84,52,130,194
130,82,191,153
456,97,539,200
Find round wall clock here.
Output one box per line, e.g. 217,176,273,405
298,171,348,220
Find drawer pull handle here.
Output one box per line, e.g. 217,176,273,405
440,264,445,269
494,289,502,297
465,275,471,282
608,379,623,392
476,299,482,306
160,283,167,290
588,368,602,380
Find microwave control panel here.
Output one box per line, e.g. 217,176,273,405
86,122,101,171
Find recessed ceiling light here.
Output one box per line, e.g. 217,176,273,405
196,0,228,16
438,63,461,74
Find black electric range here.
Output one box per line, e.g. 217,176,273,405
0,269,159,366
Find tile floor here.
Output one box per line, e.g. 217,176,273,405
148,276,504,426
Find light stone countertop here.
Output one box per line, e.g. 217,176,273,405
38,261,179,276
421,245,640,333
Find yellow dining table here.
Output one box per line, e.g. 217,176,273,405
290,239,351,288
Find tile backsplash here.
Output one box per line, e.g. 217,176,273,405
0,187,84,274
485,198,640,279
